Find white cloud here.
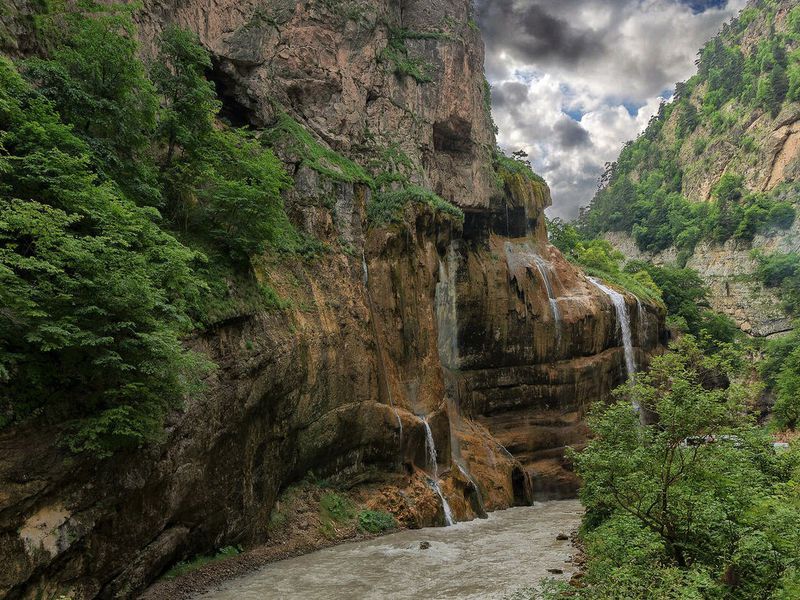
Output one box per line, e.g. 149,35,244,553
478,0,748,218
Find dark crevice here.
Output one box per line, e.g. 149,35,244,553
206,60,252,128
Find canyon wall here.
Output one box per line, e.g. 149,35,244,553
0,1,664,598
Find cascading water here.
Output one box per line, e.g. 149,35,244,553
455,460,486,515
435,250,460,370
421,416,455,526
636,297,647,347
531,253,562,342
504,242,562,338
588,277,636,379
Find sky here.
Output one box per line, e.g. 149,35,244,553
475,0,748,219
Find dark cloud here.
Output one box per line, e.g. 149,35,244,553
491,81,529,108
475,0,743,219
554,118,591,148
475,0,605,66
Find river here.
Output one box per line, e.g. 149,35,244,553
195,499,583,600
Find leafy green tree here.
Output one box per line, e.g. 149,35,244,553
0,57,206,453
21,3,161,206
547,217,585,259
571,337,800,599
710,173,745,242
152,27,291,262
675,99,699,139
773,345,800,429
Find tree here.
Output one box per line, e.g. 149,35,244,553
572,337,799,599
152,27,291,262
0,57,207,454
22,4,161,206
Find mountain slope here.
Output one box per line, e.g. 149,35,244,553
0,1,665,598
582,0,800,336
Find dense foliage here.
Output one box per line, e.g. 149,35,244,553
0,56,205,452
754,251,800,429
537,337,800,599
0,4,295,454
580,1,800,257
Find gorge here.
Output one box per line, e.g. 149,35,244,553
0,0,668,597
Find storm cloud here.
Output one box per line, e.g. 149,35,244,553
476,0,747,219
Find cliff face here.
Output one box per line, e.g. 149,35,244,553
0,1,664,598
605,226,798,337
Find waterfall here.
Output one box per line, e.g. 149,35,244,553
636,297,647,347
421,416,455,526
588,278,635,378
504,242,562,337
484,442,497,468
455,460,486,516
435,250,460,370
531,253,562,342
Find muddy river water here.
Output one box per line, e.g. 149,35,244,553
196,499,583,600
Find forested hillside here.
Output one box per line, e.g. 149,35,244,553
541,3,800,596
583,0,800,255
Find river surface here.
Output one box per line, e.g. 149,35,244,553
196,500,583,600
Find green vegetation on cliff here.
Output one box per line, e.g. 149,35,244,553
0,4,295,454
548,218,745,347
581,0,800,259
0,3,464,455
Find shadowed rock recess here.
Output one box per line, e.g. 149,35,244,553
0,0,664,598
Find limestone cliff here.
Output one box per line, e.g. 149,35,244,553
0,1,664,598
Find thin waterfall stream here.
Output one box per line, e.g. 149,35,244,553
588,277,636,378
362,251,403,436
531,253,562,342
504,242,562,337
421,416,455,526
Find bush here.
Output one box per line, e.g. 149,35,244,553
367,185,463,226
320,492,356,522
162,546,241,580
768,202,797,230
153,28,292,263
358,510,397,533
0,57,208,456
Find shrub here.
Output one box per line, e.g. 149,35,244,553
320,492,356,522
358,510,397,533
162,546,241,580
368,185,463,225
263,112,373,186
0,57,208,456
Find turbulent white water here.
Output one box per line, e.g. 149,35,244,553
589,278,635,378
421,416,455,526
195,500,583,600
